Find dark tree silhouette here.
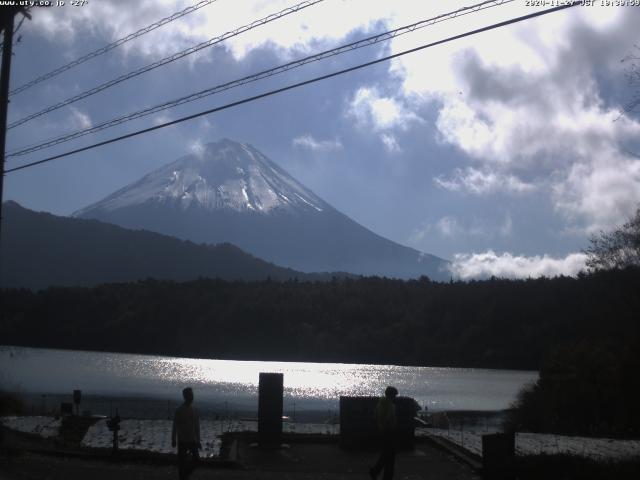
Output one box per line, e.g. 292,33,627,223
3,268,640,372
584,208,640,271
506,338,640,437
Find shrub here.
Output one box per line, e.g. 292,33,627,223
505,340,640,437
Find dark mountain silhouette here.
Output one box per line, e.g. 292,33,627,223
74,139,449,280
0,201,333,289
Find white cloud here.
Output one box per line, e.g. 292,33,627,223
347,87,422,132
435,216,488,238
392,6,640,233
292,134,342,152
499,213,513,238
450,250,588,280
68,107,92,129
409,213,513,245
188,139,206,158
29,0,401,60
437,216,460,237
552,152,640,233
152,113,173,126
434,167,536,195
380,133,401,153
407,222,430,246
436,212,513,238
39,0,534,63
31,0,184,57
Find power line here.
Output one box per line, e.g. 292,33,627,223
5,2,580,175
7,0,516,158
7,0,325,130
9,0,220,96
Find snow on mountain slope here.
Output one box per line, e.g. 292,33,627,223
75,140,325,216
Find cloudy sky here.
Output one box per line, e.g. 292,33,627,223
3,0,640,278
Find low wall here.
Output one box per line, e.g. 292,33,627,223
339,396,419,449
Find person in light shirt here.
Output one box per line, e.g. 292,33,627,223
172,387,201,480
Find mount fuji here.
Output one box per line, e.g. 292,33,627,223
74,139,448,279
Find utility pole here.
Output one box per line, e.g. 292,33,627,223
0,6,27,262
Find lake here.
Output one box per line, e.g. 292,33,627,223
1,345,537,420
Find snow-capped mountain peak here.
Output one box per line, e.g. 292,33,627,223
75,139,326,216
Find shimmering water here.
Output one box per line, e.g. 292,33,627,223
1,345,537,413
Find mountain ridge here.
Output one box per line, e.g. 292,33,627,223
0,201,343,289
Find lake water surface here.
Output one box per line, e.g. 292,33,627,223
1,346,537,416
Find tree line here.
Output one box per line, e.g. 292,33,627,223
2,268,638,371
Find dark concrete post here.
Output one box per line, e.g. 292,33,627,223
106,408,121,455
258,372,283,447
73,389,82,416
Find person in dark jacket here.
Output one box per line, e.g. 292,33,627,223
172,387,201,480
370,386,398,480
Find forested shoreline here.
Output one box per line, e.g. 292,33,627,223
2,268,638,371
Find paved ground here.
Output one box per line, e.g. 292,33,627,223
1,439,480,480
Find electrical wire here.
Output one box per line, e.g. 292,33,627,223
5,2,580,175
7,0,325,130
6,0,515,158
9,0,220,96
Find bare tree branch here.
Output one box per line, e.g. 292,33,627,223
584,208,640,271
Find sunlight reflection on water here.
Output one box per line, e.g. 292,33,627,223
1,346,537,411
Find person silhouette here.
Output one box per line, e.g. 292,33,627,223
370,386,398,480
172,387,201,480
